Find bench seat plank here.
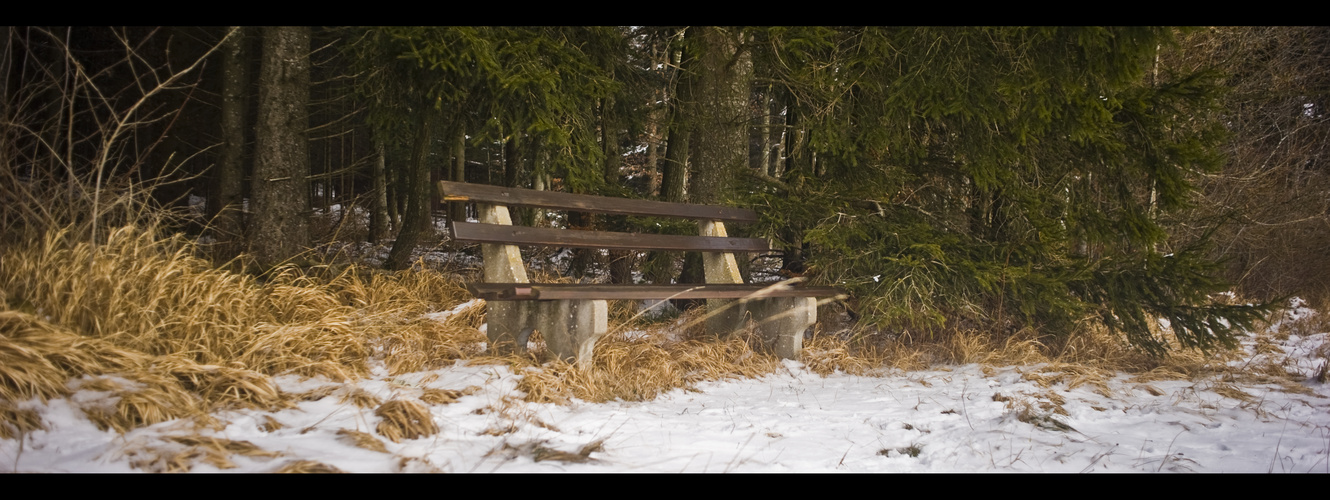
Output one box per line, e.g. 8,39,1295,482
439,181,759,222
469,283,845,301
451,222,770,252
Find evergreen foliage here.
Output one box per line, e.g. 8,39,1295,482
749,27,1267,353
353,27,628,193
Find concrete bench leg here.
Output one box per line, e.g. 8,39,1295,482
536,299,608,370
751,296,817,360
485,299,608,370
706,296,816,360
486,301,534,355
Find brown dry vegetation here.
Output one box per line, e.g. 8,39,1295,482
1166,27,1330,303
0,224,485,436
4,220,1321,447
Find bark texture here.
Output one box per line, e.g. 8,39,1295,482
249,26,311,268
687,27,752,206
209,27,248,256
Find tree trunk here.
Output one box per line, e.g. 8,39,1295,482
504,132,522,188
209,26,248,258
678,27,753,296
647,38,694,286
602,97,632,284
759,84,772,177
659,125,689,204
448,124,467,224
687,26,752,206
249,26,311,268
369,137,389,243
383,114,433,270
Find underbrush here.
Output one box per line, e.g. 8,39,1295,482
0,225,479,435
2,224,1323,445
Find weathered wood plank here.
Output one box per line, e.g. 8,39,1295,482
468,283,845,301
451,222,770,252
438,180,759,222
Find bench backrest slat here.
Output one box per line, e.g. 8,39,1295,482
439,181,759,222
451,222,770,253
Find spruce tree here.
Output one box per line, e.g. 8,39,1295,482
751,27,1267,354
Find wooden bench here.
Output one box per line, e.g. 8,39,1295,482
438,180,843,368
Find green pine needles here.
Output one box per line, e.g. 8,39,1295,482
752,27,1268,354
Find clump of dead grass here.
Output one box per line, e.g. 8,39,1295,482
0,399,44,439
0,226,371,380
519,332,781,404
374,399,439,443
0,310,148,403
1003,394,1075,432
0,225,497,434
340,387,383,409
801,334,881,376
155,355,289,411
419,386,479,405
122,434,280,472
335,269,484,375
336,428,389,453
275,460,344,473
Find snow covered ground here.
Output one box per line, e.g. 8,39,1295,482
4,306,1327,473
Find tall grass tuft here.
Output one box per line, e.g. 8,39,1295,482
0,225,468,434
518,328,782,404
0,226,371,379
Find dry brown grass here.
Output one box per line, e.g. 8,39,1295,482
420,386,479,405
339,269,482,375
374,399,439,443
340,387,383,409
293,385,340,402
0,224,493,434
122,434,280,472
260,415,284,432
336,428,389,453
275,460,344,473
0,311,147,402
1003,394,1075,432
0,227,371,379
156,355,289,411
801,334,881,376
3,220,1320,444
517,331,781,404
0,400,44,439
500,294,1296,405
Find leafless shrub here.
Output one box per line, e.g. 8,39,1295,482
1167,27,1330,303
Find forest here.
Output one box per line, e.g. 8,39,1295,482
1,28,1329,467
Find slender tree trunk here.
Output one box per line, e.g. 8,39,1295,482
645,119,661,197
448,124,466,224
0,27,12,176
369,136,389,243
209,26,248,258
384,114,433,270
659,125,689,204
772,94,788,179
600,97,632,284
782,104,801,180
504,133,522,188
250,26,311,268
388,151,402,232
647,39,693,286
